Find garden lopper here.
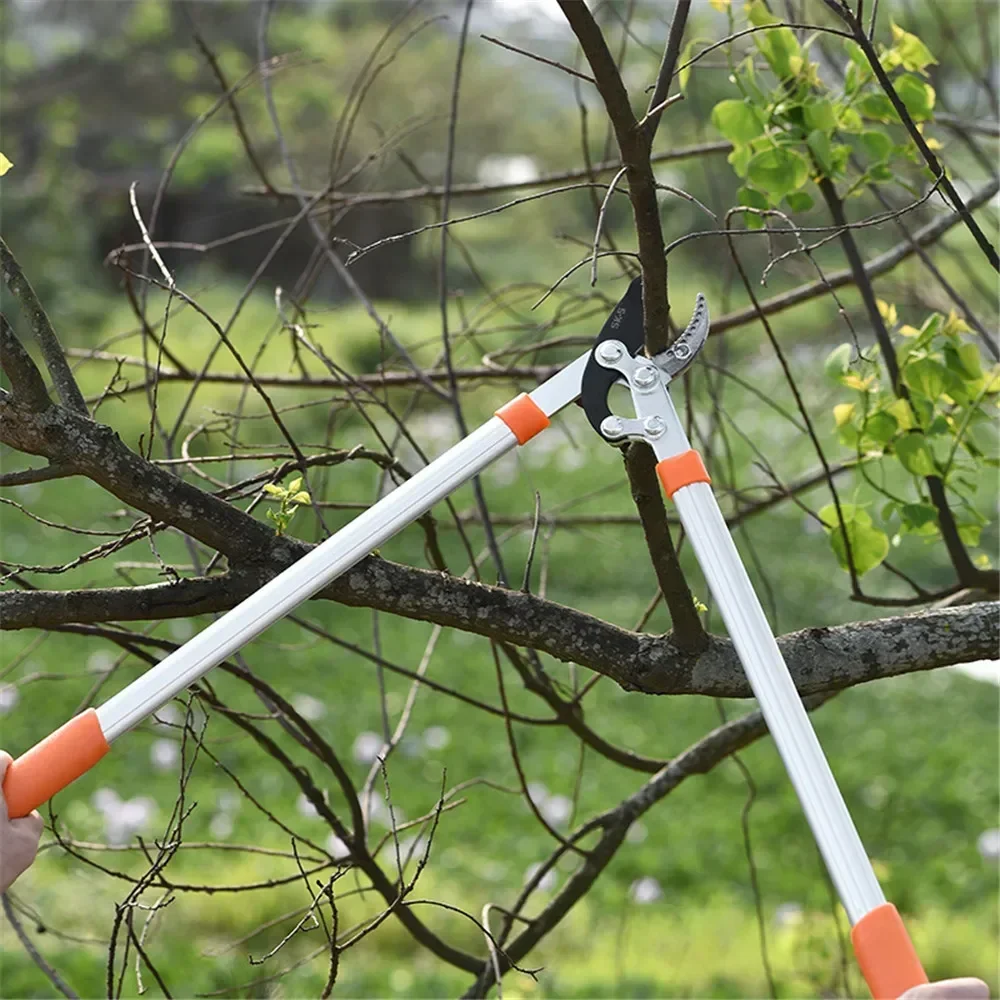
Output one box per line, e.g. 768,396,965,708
5,278,927,998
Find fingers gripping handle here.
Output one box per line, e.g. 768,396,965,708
2,710,110,818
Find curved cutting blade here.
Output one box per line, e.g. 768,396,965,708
652,293,710,380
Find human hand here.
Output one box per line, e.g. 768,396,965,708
0,751,43,893
901,978,991,999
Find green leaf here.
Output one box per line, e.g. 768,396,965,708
863,410,898,446
746,0,780,27
785,191,814,212
818,504,890,576
0,152,12,177
844,40,868,72
824,343,853,383
263,484,286,496
954,343,983,381
738,186,769,210
711,99,765,144
899,503,938,535
838,106,864,131
727,143,752,178
678,39,698,94
894,74,935,121
894,432,936,476
858,93,898,122
803,99,837,133
287,477,303,494
860,130,893,161
868,163,894,183
807,129,834,175
291,491,311,505
904,357,956,401
738,185,769,228
958,523,982,546
746,1,800,79
890,22,937,73
747,146,809,200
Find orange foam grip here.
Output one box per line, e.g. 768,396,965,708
495,393,550,445
851,904,927,999
3,709,110,819
655,449,711,499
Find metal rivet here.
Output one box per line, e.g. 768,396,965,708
596,341,623,363
633,366,657,388
673,343,691,359
643,416,665,437
601,416,624,438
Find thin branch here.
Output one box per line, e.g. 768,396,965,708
480,34,596,84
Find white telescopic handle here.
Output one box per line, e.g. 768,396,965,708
96,418,517,741
672,480,884,924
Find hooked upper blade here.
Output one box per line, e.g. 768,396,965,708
653,292,710,380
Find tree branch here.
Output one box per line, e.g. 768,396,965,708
624,442,707,652
0,314,52,412
2,568,993,699
0,237,88,414
557,0,671,354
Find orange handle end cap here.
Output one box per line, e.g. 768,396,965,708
852,903,927,999
656,449,711,499
495,394,549,445
3,709,110,819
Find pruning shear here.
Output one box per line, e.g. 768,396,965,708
5,278,925,997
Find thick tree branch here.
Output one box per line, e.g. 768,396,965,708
557,0,671,355
2,569,993,699
0,237,88,414
0,394,283,565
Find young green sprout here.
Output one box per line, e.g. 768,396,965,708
262,477,311,536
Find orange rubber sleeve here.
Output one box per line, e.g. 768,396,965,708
852,904,927,998
495,394,550,445
3,709,110,819
655,449,711,499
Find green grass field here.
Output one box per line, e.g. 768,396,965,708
1,281,997,998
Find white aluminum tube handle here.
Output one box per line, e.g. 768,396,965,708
3,380,565,820
671,479,885,924
95,416,518,741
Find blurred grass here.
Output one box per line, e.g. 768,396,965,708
0,275,997,998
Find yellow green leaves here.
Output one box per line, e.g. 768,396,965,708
894,432,936,476
0,153,12,177
889,22,937,74
823,304,994,577
818,504,890,576
745,1,800,82
746,146,809,200
264,477,312,536
711,100,765,145
894,74,935,121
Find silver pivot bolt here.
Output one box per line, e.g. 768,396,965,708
600,416,625,438
596,341,623,364
643,416,665,437
633,366,657,388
